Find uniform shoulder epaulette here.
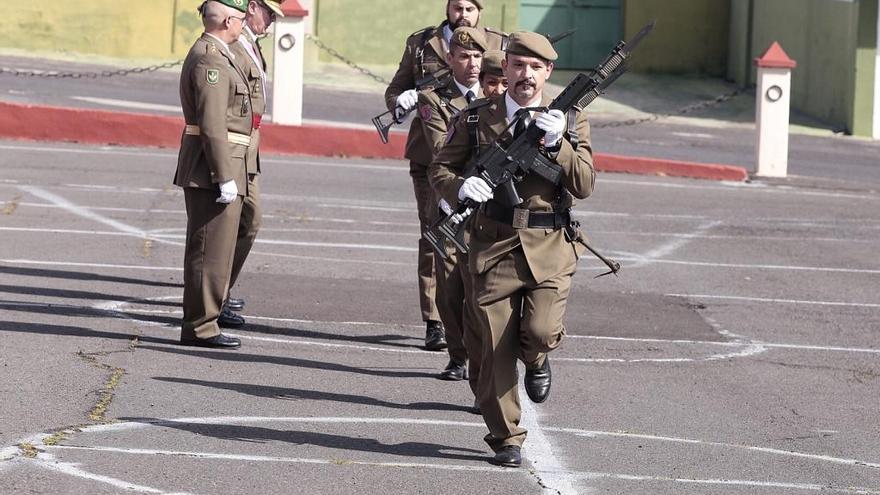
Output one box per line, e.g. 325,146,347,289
409,26,435,39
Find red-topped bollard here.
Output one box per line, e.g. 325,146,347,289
272,0,309,126
754,42,797,177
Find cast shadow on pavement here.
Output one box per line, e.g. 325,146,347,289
139,345,438,380
0,319,179,346
0,300,179,326
118,417,487,462
0,284,180,307
153,376,474,414
245,321,421,351
0,265,182,288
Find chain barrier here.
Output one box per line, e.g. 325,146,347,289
305,33,390,86
0,60,183,80
593,88,744,129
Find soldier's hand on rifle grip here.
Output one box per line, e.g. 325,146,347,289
396,89,419,112
458,176,494,203
535,109,566,147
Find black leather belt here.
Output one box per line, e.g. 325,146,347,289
483,201,570,229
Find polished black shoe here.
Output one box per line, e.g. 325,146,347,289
218,305,245,328
424,320,447,351
492,445,522,467
439,360,468,381
226,296,245,312
180,333,241,349
524,357,551,403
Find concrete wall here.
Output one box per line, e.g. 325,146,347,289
622,0,730,75
853,0,878,137
313,0,517,65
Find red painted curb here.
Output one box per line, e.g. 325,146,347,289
0,101,748,181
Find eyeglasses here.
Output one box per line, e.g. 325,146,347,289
228,15,247,24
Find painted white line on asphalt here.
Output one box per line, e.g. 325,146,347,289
0,258,181,272
555,342,768,363
262,158,406,172
0,143,175,158
226,333,432,356
32,453,179,494
591,229,880,244
0,227,135,237
668,293,880,309
316,203,412,213
611,255,880,275
519,381,577,494
145,232,417,253
70,96,181,114
567,334,880,355
18,202,185,215
602,177,880,201
671,132,716,139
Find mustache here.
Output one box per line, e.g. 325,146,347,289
515,80,536,89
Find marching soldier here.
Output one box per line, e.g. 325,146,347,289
384,0,506,351
417,27,488,388
479,49,507,98
429,32,594,467
174,0,254,348
218,0,285,327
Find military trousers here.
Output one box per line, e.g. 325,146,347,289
472,245,573,451
228,173,262,293
410,165,440,322
181,187,243,340
435,243,482,396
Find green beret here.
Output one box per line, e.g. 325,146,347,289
450,27,489,52
214,0,248,13
481,50,504,76
506,31,558,62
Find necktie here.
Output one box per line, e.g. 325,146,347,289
465,90,476,104
513,110,529,138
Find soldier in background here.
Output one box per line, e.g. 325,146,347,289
384,0,505,351
429,32,595,467
417,27,488,390
479,49,507,98
219,0,285,327
174,0,253,348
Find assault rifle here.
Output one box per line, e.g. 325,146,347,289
423,21,655,276
372,30,578,144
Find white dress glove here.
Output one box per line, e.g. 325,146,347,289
396,89,419,112
535,109,566,147
458,176,493,203
439,198,453,215
216,179,238,204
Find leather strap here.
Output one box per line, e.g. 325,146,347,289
483,201,570,229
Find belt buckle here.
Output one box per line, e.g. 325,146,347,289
512,207,530,229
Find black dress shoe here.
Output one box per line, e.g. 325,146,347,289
439,359,468,381
226,296,245,312
218,305,245,328
424,320,447,351
180,333,241,349
491,445,521,467
524,357,551,403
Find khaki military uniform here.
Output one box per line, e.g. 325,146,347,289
227,28,267,295
174,33,253,340
429,93,595,451
385,21,504,323
418,80,482,393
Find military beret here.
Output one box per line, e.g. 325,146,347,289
213,0,248,13
450,27,489,52
262,0,285,17
481,49,504,76
466,0,484,9
506,31,558,62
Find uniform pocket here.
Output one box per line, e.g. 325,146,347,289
234,83,250,116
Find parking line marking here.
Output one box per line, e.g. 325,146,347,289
668,293,880,309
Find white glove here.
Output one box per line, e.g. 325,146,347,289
216,179,238,204
457,176,493,203
396,89,419,112
439,198,453,215
535,109,566,147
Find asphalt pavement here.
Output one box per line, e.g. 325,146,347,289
0,139,878,494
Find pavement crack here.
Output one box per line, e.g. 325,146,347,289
527,468,563,495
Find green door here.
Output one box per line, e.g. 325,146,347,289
518,0,622,69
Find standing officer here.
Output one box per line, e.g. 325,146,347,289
174,0,254,348
417,27,487,386
429,32,594,467
384,0,505,351
218,0,285,328
479,50,507,98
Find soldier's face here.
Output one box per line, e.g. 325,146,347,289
447,47,483,87
226,13,247,39
447,1,480,29
480,74,508,98
247,0,276,35
503,54,553,104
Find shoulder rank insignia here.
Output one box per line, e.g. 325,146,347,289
206,69,220,85
419,104,433,121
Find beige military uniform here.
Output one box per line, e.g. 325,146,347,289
385,21,505,323
429,93,595,451
227,28,266,296
418,79,481,392
174,33,253,339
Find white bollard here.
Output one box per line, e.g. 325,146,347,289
754,42,797,178
271,1,308,126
